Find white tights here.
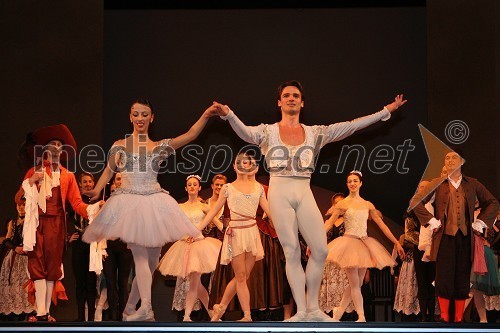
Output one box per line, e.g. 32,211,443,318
336,267,367,322
268,177,328,313
127,244,161,310
184,272,210,318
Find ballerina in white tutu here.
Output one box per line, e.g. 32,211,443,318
325,171,405,322
83,98,218,321
157,174,222,321
200,153,271,322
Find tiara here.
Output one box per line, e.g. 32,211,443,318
186,174,202,182
350,170,363,177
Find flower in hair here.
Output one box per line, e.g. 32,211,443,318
350,170,363,177
186,174,202,182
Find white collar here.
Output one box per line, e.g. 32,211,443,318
448,174,463,189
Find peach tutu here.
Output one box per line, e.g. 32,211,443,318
157,237,222,278
326,235,396,269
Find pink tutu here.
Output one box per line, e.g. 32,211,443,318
157,237,222,278
83,191,201,248
327,235,396,269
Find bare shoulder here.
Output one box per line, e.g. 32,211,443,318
113,139,126,147
336,198,349,210
366,200,376,210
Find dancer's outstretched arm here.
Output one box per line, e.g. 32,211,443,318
201,204,224,231
368,202,405,258
169,103,219,150
320,95,407,146
213,102,265,145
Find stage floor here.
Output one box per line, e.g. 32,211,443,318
1,322,499,333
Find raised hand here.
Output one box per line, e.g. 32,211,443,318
212,101,230,117
204,103,221,118
385,94,407,113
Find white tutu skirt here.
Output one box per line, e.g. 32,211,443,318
326,235,396,269
157,237,222,278
83,191,201,247
220,222,264,265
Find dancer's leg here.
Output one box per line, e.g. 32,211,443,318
352,268,367,322
216,250,257,307
335,281,352,320
336,268,364,321
124,244,157,321
232,253,255,320
146,247,161,273
268,180,305,315
295,188,328,312
196,276,210,311
128,245,151,304
184,273,202,321
125,277,140,314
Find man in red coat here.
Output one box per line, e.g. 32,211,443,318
19,124,89,321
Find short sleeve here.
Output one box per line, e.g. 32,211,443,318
222,184,229,198
259,184,265,198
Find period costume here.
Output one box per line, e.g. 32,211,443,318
411,175,499,322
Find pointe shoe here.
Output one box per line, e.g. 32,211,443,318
122,304,137,321
183,315,192,322
355,316,366,322
123,305,154,322
283,311,307,322
237,316,252,322
211,304,227,322
306,309,336,322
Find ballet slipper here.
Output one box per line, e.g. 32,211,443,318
306,309,336,322
122,303,137,321
211,304,227,322
123,304,154,322
283,311,307,322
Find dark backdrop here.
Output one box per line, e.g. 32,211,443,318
103,4,427,223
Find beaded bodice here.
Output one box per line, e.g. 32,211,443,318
343,208,369,238
223,183,263,221
179,203,205,229
113,140,172,195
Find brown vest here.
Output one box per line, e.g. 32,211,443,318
445,182,468,236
